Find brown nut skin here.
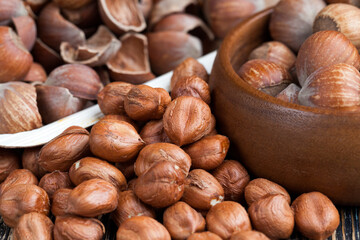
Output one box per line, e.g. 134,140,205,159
116,216,171,240
291,192,340,240
163,201,205,239
124,85,171,122
163,96,212,146
22,146,46,178
0,169,38,196
51,188,72,217
135,142,191,177
187,231,222,240
212,160,250,202
66,178,118,217
115,159,136,180
97,81,133,115
182,169,224,210
24,62,47,83
13,212,54,240
38,126,90,172
140,120,171,145
54,215,105,240
111,190,156,227
184,134,229,171
134,161,185,208
248,194,294,239
89,119,145,162
206,201,251,239
101,114,139,132
39,171,72,199
230,230,270,240
0,184,50,227
171,76,211,105
0,148,20,182
244,178,291,206
170,57,209,91
275,83,300,104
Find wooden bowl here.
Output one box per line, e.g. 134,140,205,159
209,8,360,205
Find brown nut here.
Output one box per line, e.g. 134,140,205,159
97,81,133,115
116,216,171,240
127,178,137,191
184,134,229,171
230,230,270,240
188,232,222,240
135,161,185,208
0,148,20,182
38,171,72,199
248,194,294,239
22,146,46,178
23,62,47,83
0,0,28,26
101,114,139,131
140,120,171,145
171,76,211,105
135,142,191,177
244,178,291,206
0,169,38,196
53,0,93,10
66,178,118,217
163,201,205,239
212,160,250,202
11,15,37,51
89,119,145,162
38,126,90,172
115,159,136,180
0,184,50,227
275,83,301,104
204,114,217,136
14,212,53,240
182,169,224,210
291,192,340,240
111,190,156,226
51,188,72,217
206,201,252,239
32,38,63,73
124,85,171,122
69,157,127,192
54,215,105,240
163,96,212,146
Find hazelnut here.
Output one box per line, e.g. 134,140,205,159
54,215,105,240
0,169,38,196
206,201,251,239
135,142,191,177
244,178,291,206
163,201,205,239
135,161,185,208
204,114,217,137
115,159,136,180
22,146,46,178
248,194,294,239
124,85,171,122
51,188,72,217
111,190,156,226
116,216,171,240
275,83,301,104
0,184,50,227
182,169,224,210
39,171,72,199
140,120,171,145
11,15,37,52
171,76,211,105
23,62,47,83
0,0,27,26
38,126,90,172
13,212,53,240
89,119,145,163
163,96,212,146
127,178,137,191
291,192,340,240
230,230,270,240
101,114,139,131
184,134,229,171
0,148,20,182
187,231,222,240
212,160,250,202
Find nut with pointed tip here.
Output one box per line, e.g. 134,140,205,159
188,232,222,240
140,120,171,145
230,230,270,240
22,147,46,178
89,119,145,162
51,188,71,216
292,192,340,240
275,83,300,104
0,149,20,183
0,169,38,196
206,201,252,239
39,171,72,199
14,212,53,240
171,76,211,105
182,169,224,210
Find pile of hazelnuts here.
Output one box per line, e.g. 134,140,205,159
0,56,339,240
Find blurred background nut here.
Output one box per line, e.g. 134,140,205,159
0,149,20,182
291,192,340,240
184,134,229,170
38,171,72,199
206,201,252,239
248,194,294,239
13,212,53,240
53,0,93,10
0,184,50,227
244,178,291,206
212,160,250,202
116,216,171,240
69,157,127,192
51,188,72,216
230,230,270,240
182,169,224,210
111,190,156,226
0,169,38,196
326,0,360,6
32,38,64,73
163,201,205,239
23,62,47,83
11,15,37,51
22,147,46,179
171,76,211,105
187,231,222,240
115,159,136,180
37,126,90,172
0,0,28,26
89,119,145,162
140,120,171,145
54,215,105,240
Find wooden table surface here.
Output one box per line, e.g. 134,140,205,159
0,206,358,240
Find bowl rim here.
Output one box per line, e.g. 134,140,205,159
218,7,360,117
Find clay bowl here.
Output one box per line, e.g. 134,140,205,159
209,8,360,205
